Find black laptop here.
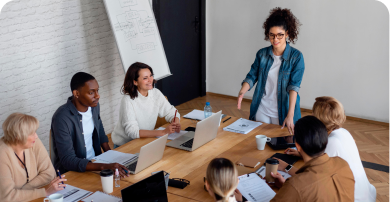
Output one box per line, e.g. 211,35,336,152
267,135,295,150
121,171,168,202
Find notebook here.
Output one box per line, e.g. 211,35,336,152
92,150,137,165
56,185,92,202
183,109,226,121
236,156,261,168
81,191,122,202
155,127,188,140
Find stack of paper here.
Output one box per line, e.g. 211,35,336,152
223,118,262,134
155,127,188,140
237,173,276,202
183,109,213,120
92,150,137,166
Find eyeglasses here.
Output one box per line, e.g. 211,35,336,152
269,33,285,39
172,178,190,185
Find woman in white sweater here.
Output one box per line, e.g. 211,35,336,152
280,96,376,202
112,62,180,148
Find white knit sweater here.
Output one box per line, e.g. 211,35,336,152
111,88,180,146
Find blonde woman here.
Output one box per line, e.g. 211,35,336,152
282,97,376,202
205,158,245,202
0,113,66,202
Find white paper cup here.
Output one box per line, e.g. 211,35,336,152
256,135,271,150
44,193,63,202
100,169,114,194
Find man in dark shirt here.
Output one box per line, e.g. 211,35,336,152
271,116,354,202
51,72,129,176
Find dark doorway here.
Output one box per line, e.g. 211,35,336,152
152,0,206,106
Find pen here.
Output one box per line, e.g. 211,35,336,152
173,110,177,123
56,169,65,189
223,117,231,123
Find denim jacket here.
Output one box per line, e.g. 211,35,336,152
243,42,305,125
51,96,108,173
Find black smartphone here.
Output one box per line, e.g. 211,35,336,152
185,127,196,132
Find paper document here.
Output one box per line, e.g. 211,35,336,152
156,127,188,140
183,109,226,120
56,184,92,202
81,191,122,202
223,118,262,134
92,150,137,166
255,166,291,179
237,173,276,202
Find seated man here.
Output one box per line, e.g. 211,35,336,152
51,72,129,176
270,116,354,202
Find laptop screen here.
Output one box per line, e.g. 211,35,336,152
121,171,168,202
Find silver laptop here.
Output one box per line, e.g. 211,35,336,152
166,111,222,151
125,134,168,174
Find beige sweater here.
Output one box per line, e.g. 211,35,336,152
0,138,56,202
112,88,180,146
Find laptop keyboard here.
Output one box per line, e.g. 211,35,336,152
180,138,194,148
126,161,137,172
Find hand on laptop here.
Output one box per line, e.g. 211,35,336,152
284,148,301,157
105,163,130,178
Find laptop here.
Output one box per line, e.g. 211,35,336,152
121,171,168,202
125,134,168,174
166,111,222,151
267,135,295,150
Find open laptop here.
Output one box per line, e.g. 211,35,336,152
125,134,168,174
121,171,168,202
166,111,222,151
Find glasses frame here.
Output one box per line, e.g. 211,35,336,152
268,33,285,40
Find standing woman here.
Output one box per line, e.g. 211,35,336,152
237,7,304,134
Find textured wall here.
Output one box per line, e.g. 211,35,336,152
0,0,126,150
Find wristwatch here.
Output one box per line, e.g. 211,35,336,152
285,164,293,173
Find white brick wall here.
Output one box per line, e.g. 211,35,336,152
0,0,126,151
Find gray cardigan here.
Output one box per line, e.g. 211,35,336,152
51,96,108,174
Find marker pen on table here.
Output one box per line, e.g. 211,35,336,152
56,169,65,189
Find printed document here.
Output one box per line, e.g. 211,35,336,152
223,118,262,134
237,173,275,202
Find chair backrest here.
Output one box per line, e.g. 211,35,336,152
49,130,56,164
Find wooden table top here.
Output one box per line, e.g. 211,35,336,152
31,115,302,202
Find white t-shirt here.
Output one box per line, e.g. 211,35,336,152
79,107,95,160
325,128,376,202
256,54,281,119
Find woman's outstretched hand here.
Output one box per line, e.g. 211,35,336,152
237,82,250,110
281,115,294,135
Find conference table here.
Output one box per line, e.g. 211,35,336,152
32,115,303,202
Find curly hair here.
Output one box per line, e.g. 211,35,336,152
121,62,156,99
263,7,301,44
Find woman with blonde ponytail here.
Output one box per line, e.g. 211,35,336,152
205,158,246,202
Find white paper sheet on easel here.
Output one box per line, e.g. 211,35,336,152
237,173,276,202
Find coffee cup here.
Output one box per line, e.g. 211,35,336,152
44,193,63,202
265,158,279,183
255,135,271,150
100,169,114,193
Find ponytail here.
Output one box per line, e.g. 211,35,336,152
206,158,238,201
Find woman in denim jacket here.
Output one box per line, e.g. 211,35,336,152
238,7,304,134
